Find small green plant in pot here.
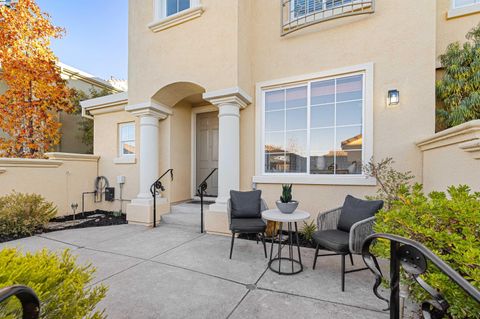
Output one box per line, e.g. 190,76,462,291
276,184,298,214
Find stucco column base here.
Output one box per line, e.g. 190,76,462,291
204,209,230,235
126,197,169,227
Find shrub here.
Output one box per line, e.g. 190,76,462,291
0,192,56,239
363,157,414,209
436,24,480,129
301,220,317,243
374,184,480,318
0,248,107,319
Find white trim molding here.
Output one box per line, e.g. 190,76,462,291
254,63,375,186
125,101,172,119
0,158,63,168
149,2,204,33
113,156,137,164
448,1,480,19
80,92,128,118
45,152,100,162
203,87,253,107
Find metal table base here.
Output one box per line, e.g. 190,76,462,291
268,222,303,275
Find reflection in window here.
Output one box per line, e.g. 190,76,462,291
264,74,364,176
119,123,135,157
165,0,190,17
454,0,480,8
292,0,354,17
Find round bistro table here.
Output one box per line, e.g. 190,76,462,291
262,209,310,275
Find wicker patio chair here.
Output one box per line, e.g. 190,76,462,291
312,195,384,291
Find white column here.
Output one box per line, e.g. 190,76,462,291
203,88,252,212
137,115,160,199
125,101,171,226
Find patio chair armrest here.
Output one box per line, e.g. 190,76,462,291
317,207,342,231
260,199,268,212
227,199,232,227
349,216,375,254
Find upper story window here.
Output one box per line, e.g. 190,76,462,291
281,0,374,36
150,0,203,32
166,0,190,16
453,0,480,8
119,122,135,157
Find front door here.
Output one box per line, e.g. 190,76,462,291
196,111,219,197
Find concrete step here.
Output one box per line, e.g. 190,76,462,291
160,203,203,230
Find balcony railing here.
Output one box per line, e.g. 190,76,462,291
281,0,375,36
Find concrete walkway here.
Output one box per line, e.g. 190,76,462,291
1,223,394,319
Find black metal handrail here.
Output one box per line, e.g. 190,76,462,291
150,169,174,228
0,285,40,319
362,233,480,319
196,168,217,233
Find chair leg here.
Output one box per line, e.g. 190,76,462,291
349,253,354,266
313,243,320,270
256,234,259,245
229,232,235,259
261,233,267,258
341,254,346,292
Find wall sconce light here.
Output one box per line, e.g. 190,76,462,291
387,89,400,106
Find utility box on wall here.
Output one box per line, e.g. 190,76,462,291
105,187,115,201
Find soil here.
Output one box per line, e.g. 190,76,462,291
0,210,127,243
238,231,316,249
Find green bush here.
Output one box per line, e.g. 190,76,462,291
0,192,56,238
0,248,107,319
374,184,480,318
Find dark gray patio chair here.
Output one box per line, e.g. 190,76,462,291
312,195,383,291
227,190,268,259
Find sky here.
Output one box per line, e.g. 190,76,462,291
36,0,128,81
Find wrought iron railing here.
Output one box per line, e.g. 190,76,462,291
281,0,374,36
196,168,217,233
150,169,174,228
0,285,40,319
362,233,480,319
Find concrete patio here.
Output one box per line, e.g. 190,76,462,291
1,221,397,319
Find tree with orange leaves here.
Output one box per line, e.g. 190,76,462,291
0,0,72,158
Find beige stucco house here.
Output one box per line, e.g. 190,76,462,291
80,0,480,233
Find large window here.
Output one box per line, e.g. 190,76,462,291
263,73,364,176
119,123,136,157
453,0,480,8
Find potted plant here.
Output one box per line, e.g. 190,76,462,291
276,184,298,214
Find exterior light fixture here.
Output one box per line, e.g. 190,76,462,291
387,89,400,106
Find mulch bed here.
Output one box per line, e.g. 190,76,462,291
0,210,127,243
238,231,316,249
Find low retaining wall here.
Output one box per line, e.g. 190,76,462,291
0,153,99,216
417,120,480,193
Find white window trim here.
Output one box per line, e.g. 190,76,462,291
254,63,375,186
149,0,204,33
448,0,480,18
118,122,136,159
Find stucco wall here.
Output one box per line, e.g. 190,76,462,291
418,120,480,193
436,0,480,61
93,110,139,212
0,153,99,216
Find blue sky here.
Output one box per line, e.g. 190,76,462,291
36,0,128,80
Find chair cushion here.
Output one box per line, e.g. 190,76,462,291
312,229,350,253
337,195,383,232
230,218,266,233
230,190,262,219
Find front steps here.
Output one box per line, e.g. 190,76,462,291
160,202,205,231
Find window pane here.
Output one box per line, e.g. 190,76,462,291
167,0,178,15
311,79,335,105
286,108,307,130
265,153,286,173
455,0,476,7
265,90,284,111
120,124,135,141
336,75,363,102
336,150,362,175
265,111,284,132
336,100,362,126
335,126,362,151
179,0,190,11
285,131,307,173
265,132,285,173
122,141,135,155
286,86,307,109
311,104,334,128
310,150,335,174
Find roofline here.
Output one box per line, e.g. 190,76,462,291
58,62,122,93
